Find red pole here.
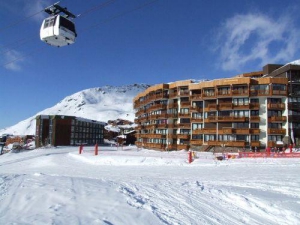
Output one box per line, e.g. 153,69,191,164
79,145,83,154
188,151,192,163
95,143,98,155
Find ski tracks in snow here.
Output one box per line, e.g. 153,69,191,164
116,178,300,225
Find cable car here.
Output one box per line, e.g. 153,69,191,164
40,3,77,47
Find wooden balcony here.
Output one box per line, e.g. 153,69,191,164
177,144,189,150
190,140,203,145
193,129,204,134
268,116,287,123
208,141,246,147
250,103,260,110
156,124,168,128
268,128,286,134
217,91,231,97
271,90,287,96
157,113,168,119
177,134,190,139
177,123,191,129
250,116,260,122
180,102,191,107
190,106,203,112
179,90,190,97
217,116,249,122
148,134,167,139
235,128,250,134
232,89,249,96
218,128,234,134
178,113,190,118
168,103,178,108
204,116,217,123
168,124,178,129
167,134,177,139
267,103,285,110
219,103,233,110
191,118,204,123
250,141,260,147
190,94,202,100
250,128,260,134
202,128,217,134
232,104,250,110
169,92,178,98
203,92,216,98
250,90,270,96
208,104,218,111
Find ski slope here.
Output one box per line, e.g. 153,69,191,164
0,146,299,225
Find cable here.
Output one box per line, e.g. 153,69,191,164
76,0,117,18
0,0,116,56
82,0,159,32
1,0,159,68
0,9,43,34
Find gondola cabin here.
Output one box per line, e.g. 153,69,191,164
40,15,77,47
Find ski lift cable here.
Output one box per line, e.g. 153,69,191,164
0,0,116,55
82,0,159,32
0,0,64,34
1,0,159,68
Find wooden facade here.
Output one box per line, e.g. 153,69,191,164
134,63,300,151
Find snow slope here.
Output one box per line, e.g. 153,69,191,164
0,84,149,135
0,146,299,224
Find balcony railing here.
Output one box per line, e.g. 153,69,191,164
250,141,260,147
271,90,287,96
267,103,285,110
191,118,204,123
268,128,286,134
219,103,233,110
177,134,190,139
250,116,260,122
190,140,203,145
268,116,287,122
232,89,249,96
177,123,191,129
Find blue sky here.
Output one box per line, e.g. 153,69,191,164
1,0,300,129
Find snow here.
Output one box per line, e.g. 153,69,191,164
1,146,300,224
0,84,149,135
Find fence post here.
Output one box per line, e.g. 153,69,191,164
188,150,193,163
95,143,98,155
79,145,83,154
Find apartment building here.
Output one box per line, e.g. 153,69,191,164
133,62,300,151
35,115,105,147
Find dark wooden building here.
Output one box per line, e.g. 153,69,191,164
35,115,105,148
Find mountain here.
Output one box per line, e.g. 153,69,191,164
0,84,150,136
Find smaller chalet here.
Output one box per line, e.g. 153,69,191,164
35,115,105,147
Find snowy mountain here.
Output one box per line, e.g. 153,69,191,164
0,84,150,136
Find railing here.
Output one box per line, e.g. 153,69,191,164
267,103,285,110
219,103,233,110
177,134,190,139
232,89,249,96
190,94,202,100
268,116,287,122
217,116,249,122
191,118,204,123
190,106,203,112
232,104,250,110
218,128,233,134
178,113,190,118
177,123,191,129
190,140,203,145
268,128,286,134
250,116,260,122
250,141,260,147
272,90,287,96
167,134,177,138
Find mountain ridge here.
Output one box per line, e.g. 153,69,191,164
0,84,150,135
